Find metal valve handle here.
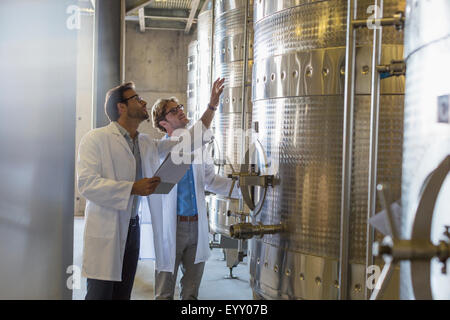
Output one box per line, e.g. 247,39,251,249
370,155,450,300
410,155,450,299
238,140,273,217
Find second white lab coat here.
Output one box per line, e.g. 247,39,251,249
156,146,240,273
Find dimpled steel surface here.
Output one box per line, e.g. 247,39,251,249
187,40,198,119
250,0,405,299
209,0,254,235
197,6,212,117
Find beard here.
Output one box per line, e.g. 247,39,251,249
128,108,149,120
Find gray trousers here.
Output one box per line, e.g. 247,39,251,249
154,219,205,300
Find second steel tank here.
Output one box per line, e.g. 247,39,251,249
249,0,405,299
209,0,254,236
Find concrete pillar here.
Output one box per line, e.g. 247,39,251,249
92,0,124,128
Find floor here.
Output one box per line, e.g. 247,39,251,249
72,217,253,300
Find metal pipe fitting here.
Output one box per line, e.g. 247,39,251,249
229,222,284,240
373,237,442,261
376,60,406,77
352,11,405,30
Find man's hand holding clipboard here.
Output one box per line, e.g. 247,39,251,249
152,152,195,194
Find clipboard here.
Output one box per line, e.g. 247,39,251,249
152,152,195,194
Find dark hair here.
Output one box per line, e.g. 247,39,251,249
104,82,135,122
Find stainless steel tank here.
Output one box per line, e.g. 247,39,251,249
197,2,213,119
209,0,254,236
249,0,405,299
187,40,198,120
400,0,450,300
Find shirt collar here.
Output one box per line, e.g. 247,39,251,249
114,121,139,139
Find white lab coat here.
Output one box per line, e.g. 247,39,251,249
77,121,206,281
156,141,240,273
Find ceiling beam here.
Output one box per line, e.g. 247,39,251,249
185,0,200,34
200,0,209,12
144,8,190,18
146,16,196,22
145,19,187,30
128,8,191,18
145,27,185,31
138,8,146,32
126,0,154,15
125,15,197,23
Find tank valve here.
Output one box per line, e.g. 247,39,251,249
229,222,284,240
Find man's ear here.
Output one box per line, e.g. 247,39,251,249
117,102,126,117
159,119,169,131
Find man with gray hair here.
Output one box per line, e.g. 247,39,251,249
77,78,225,299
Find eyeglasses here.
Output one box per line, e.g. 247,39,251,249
122,94,144,103
164,104,184,117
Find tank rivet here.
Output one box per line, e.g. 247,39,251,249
315,277,322,286
362,65,370,75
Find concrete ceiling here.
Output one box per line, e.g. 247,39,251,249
125,0,207,33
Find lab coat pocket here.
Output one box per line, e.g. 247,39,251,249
85,202,118,239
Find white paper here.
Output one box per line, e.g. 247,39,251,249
369,200,402,236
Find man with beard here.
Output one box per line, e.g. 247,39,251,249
77,79,224,299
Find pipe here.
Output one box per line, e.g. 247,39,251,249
121,0,126,82
210,0,215,90
365,0,383,300
240,0,250,157
339,0,357,301
237,0,251,258
229,223,284,240
351,13,404,30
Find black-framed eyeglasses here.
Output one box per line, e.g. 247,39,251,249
157,104,184,123
164,104,184,117
122,94,144,103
